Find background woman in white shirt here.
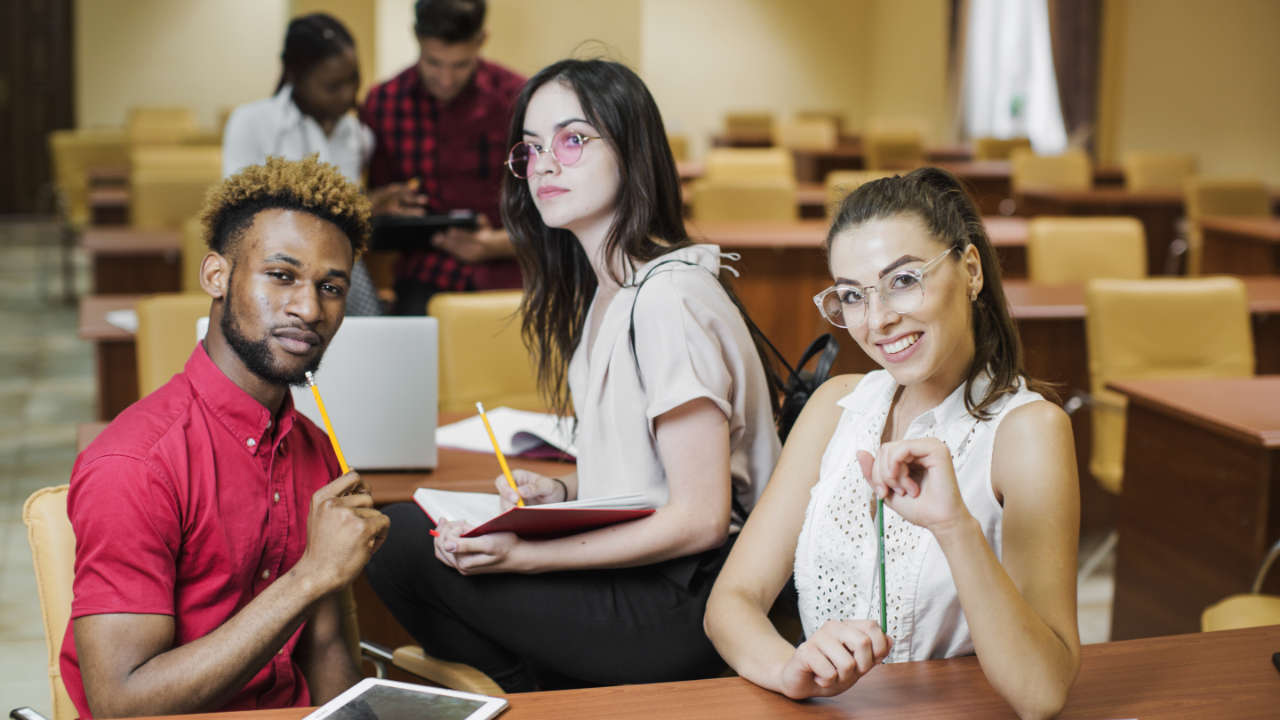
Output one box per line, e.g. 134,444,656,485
705,168,1080,719
366,59,780,692
221,13,385,315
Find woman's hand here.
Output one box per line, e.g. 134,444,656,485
777,620,892,699
433,520,523,575
856,438,971,534
495,469,567,511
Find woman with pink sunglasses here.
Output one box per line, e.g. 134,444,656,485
366,59,780,692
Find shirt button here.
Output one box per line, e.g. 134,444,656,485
261,569,271,580
246,438,257,448
273,491,281,503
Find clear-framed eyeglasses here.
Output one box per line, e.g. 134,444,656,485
813,246,957,328
504,127,603,179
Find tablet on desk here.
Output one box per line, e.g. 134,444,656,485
371,211,479,252
303,678,507,720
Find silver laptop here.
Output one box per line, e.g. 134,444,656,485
199,316,438,470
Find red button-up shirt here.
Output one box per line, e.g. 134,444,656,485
60,343,340,719
361,59,526,292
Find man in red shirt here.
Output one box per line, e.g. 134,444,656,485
362,0,526,314
61,156,390,718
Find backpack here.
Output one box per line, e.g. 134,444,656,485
626,257,839,444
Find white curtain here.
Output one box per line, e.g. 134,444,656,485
961,0,1068,153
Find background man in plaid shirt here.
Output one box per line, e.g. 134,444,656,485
362,0,526,315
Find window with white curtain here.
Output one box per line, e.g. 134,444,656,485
961,0,1068,153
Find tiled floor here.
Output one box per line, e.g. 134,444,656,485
0,217,1115,716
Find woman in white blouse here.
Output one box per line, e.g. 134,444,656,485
365,59,780,692
222,13,385,315
705,168,1080,719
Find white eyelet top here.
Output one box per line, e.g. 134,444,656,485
793,369,1042,662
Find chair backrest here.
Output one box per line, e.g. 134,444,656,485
795,110,844,135
972,136,1032,161
1010,148,1092,193
127,106,198,145
180,216,208,293
1122,151,1198,191
1027,217,1147,284
864,130,924,171
690,178,798,222
703,148,794,182
773,118,837,151
1084,277,1254,492
136,293,211,396
666,133,689,163
723,112,774,142
824,170,893,217
47,129,130,227
129,146,222,230
22,485,77,720
427,290,542,414
1183,177,1270,274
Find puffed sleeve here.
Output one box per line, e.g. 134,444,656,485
629,268,738,426
68,454,182,618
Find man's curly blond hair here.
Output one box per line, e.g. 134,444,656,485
201,155,371,257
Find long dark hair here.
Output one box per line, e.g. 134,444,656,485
826,167,1055,419
502,59,732,418
275,13,356,93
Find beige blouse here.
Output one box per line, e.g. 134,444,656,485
567,244,780,526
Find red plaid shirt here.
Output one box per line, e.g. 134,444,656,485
362,60,526,291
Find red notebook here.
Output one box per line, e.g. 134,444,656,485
413,488,655,539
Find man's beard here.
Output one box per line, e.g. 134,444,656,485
221,277,322,387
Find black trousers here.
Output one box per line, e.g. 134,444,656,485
364,502,733,692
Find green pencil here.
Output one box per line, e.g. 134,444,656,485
877,497,887,631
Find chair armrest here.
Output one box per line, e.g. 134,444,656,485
10,707,51,720
1251,537,1280,594
391,645,504,696
359,640,394,679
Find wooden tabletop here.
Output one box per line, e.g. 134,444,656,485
78,294,145,339
1017,186,1185,206
1003,276,1280,319
74,418,573,506
81,227,181,255
686,216,1027,249
939,160,1124,183
127,625,1280,719
1201,215,1280,243
1106,376,1280,448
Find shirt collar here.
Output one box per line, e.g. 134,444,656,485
836,371,998,433
272,84,303,126
184,343,297,456
407,59,489,107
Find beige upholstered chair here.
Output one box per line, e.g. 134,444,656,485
703,148,794,182
973,136,1032,161
135,293,212,396
126,106,198,146
723,112,775,144
428,290,542,415
666,133,690,163
1121,151,1197,191
180,216,208,293
1183,178,1270,275
22,485,77,720
129,146,222,231
864,130,925,171
47,129,130,228
1010,148,1092,193
773,118,837,151
1027,217,1146,284
1201,538,1280,632
690,178,798,222
795,110,844,135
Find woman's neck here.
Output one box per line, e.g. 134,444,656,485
571,215,626,292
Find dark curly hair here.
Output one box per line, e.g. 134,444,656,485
201,155,371,258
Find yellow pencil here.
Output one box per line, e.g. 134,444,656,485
476,402,523,507
305,371,351,475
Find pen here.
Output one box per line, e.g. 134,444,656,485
476,402,523,507
877,498,887,632
305,371,351,475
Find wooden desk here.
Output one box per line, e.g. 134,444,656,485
129,625,1280,719
1016,187,1185,275
81,227,182,294
938,161,1125,215
1200,216,1280,275
78,294,144,420
1108,377,1280,641
87,187,129,225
